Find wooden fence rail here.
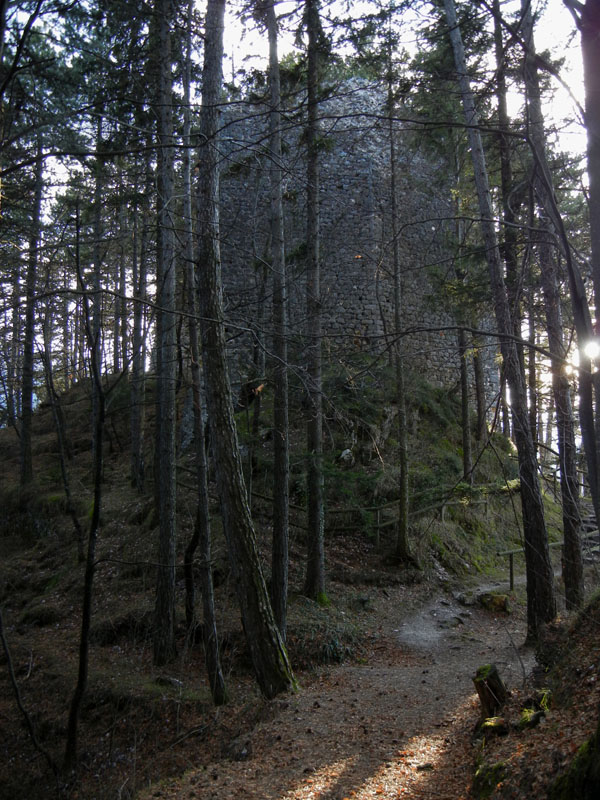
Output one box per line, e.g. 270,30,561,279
497,531,600,591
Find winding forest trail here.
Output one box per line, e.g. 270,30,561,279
138,582,533,800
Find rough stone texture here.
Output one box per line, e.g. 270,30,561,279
218,78,499,400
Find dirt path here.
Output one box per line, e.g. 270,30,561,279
137,583,533,800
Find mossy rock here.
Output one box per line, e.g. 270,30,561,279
518,707,545,730
479,716,509,736
479,592,511,614
472,760,506,798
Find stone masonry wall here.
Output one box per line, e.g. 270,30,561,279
217,78,499,400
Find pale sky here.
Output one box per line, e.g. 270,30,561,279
221,0,586,156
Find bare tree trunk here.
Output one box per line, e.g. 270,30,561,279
527,297,538,454
564,0,600,531
62,266,71,391
130,140,152,491
564,0,600,333
520,0,584,608
387,62,412,562
91,117,104,464
539,227,584,609
500,369,511,438
181,0,226,704
303,0,326,600
473,335,488,441
152,0,177,667
42,310,84,563
266,0,290,639
19,144,43,486
545,393,554,456
196,0,296,699
452,152,473,484
64,201,106,770
7,265,20,428
130,178,147,491
458,328,473,483
443,0,556,639
114,187,128,374
493,0,523,348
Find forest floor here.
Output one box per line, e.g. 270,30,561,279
1,483,600,800
1,385,600,799
132,564,600,800
3,369,600,800
135,578,531,800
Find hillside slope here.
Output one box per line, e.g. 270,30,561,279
0,373,597,798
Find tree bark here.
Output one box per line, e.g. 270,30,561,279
473,663,508,719
564,0,600,531
443,0,556,639
527,296,538,455
458,327,473,483
303,0,326,600
520,0,584,608
196,0,296,699
64,202,106,770
473,334,488,441
19,144,43,486
266,0,290,639
387,43,413,562
42,310,84,563
181,0,226,704
130,170,148,492
152,0,177,667
493,0,522,349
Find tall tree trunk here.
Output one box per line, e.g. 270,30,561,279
500,369,511,438
304,0,326,600
181,0,226,704
537,224,584,609
152,0,177,667
564,0,600,530
266,0,290,639
64,201,106,770
453,151,473,484
458,327,473,483
7,264,20,428
91,117,104,463
19,144,43,486
62,266,70,391
473,334,488,441
493,0,522,347
443,0,556,639
388,55,412,562
130,185,147,491
545,393,554,458
114,187,128,374
564,0,600,333
520,0,584,608
130,143,152,492
195,0,296,699
527,295,538,455
42,307,84,563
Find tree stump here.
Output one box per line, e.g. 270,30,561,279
473,663,508,718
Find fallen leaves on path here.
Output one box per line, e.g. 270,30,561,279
137,585,534,800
